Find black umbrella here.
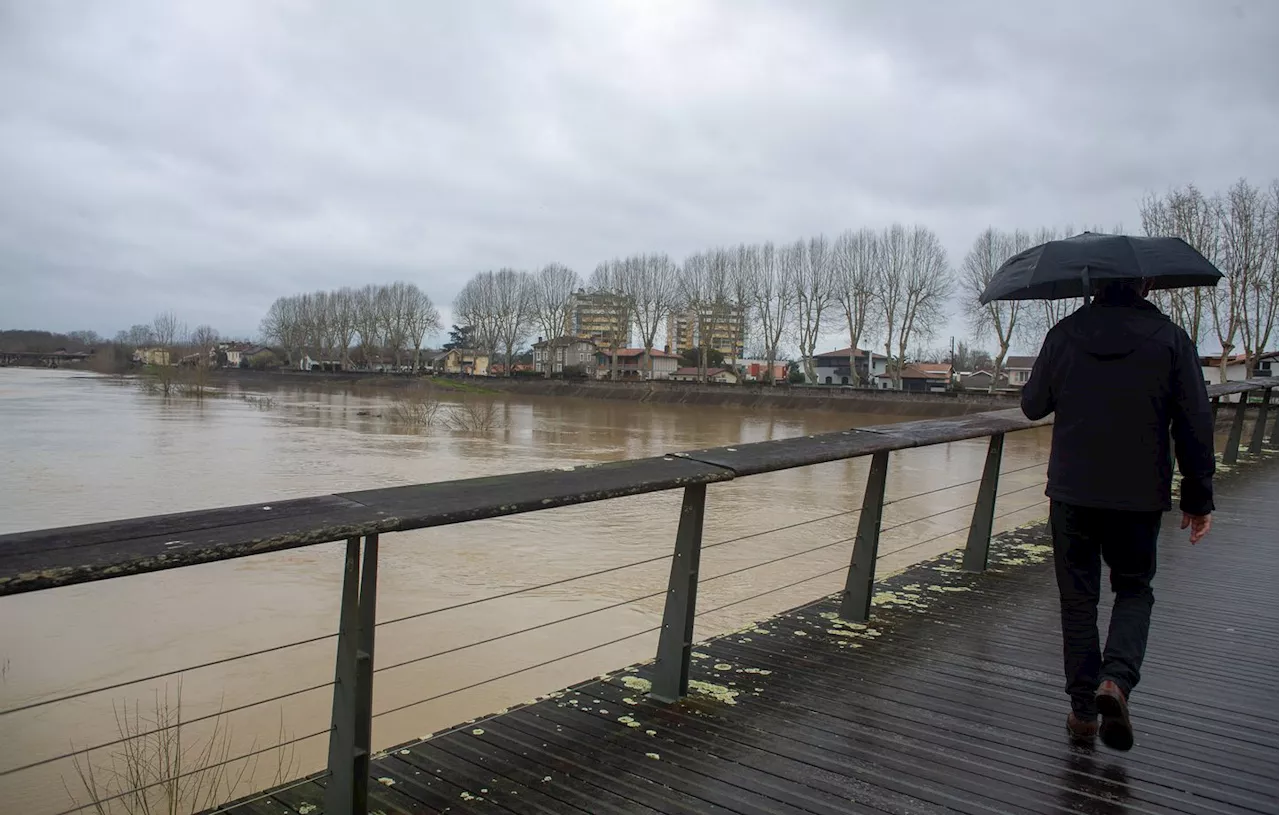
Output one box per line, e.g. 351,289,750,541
978,232,1223,304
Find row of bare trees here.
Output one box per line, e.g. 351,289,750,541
1140,179,1278,383
450,226,955,385
961,178,1278,387
674,228,953,387
259,283,441,370
113,311,222,364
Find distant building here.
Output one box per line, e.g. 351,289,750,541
956,370,996,390
298,355,343,372
807,347,889,386
880,362,952,393
489,363,534,376
736,359,789,384
1002,356,1037,388
240,346,279,369
532,336,598,377
666,305,746,361
565,290,631,350
432,349,490,376
133,347,171,366
218,343,245,368
670,366,740,384
595,348,680,380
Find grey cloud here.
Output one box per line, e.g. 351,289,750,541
0,0,1275,346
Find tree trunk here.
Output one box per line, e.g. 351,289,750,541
884,339,895,389
990,345,1009,394
846,319,860,387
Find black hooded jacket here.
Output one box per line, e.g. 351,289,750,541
1021,297,1215,515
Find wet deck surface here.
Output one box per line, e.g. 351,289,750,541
232,457,1278,815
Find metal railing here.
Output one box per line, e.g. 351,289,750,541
0,377,1273,815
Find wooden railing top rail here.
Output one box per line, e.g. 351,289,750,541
0,377,1272,598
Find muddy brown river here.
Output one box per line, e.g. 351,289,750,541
0,368,1054,813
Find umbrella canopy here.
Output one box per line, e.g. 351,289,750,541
978,232,1223,304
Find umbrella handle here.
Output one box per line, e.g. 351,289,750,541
1081,266,1090,307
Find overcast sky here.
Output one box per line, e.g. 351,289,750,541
1,0,1276,354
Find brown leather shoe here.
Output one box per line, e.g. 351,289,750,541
1095,680,1134,751
1067,712,1098,743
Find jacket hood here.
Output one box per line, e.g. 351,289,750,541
1061,300,1172,361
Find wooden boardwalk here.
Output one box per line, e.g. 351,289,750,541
231,457,1279,815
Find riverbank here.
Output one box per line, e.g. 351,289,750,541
212,368,1021,417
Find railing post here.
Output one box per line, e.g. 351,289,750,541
962,434,1004,573
325,534,379,815
1248,387,1272,455
1271,411,1279,449
650,484,707,703
839,450,890,622
1210,395,1221,428
1223,395,1250,465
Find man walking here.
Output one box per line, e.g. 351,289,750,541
1021,277,1216,751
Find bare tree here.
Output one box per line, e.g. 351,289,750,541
1140,185,1218,345
1238,179,1280,377
1211,179,1268,383
895,226,952,384
1217,178,1275,381
117,324,155,349
492,268,536,376
190,325,219,366
454,275,497,362
152,311,181,352
588,260,636,381
677,249,734,381
743,241,795,385
354,284,386,367
873,225,952,388
626,253,680,378
378,282,412,367
872,225,909,386
794,235,834,383
831,228,878,386
404,284,442,371
333,287,359,369
532,263,581,344
260,297,305,363
961,227,1030,388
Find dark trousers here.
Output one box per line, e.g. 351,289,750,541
1049,500,1162,717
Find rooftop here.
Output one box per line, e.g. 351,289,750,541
600,348,680,359
812,347,886,360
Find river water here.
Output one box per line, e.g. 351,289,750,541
0,368,1053,813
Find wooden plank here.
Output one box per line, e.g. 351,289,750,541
430,722,665,815
426,729,660,815
0,496,358,556
337,456,730,522
0,499,380,596
675,409,1051,477
0,456,729,596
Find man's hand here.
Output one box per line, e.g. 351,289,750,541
1180,512,1212,545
